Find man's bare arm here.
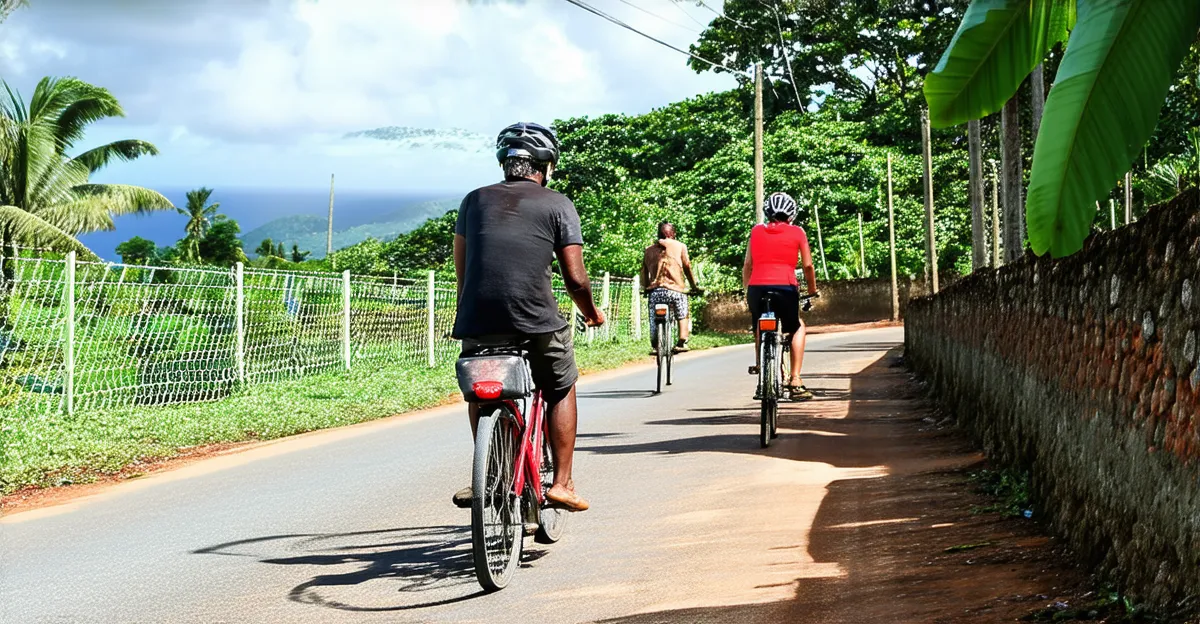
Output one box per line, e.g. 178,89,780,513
681,246,699,291
556,244,604,325
453,234,466,301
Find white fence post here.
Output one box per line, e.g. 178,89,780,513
342,270,351,370
601,272,611,342
65,251,76,415
632,274,642,341
235,262,246,384
427,270,436,368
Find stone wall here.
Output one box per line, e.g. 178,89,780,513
703,277,931,332
905,189,1200,610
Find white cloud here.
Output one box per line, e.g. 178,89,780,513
2,0,737,191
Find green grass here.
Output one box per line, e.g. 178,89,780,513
0,331,750,495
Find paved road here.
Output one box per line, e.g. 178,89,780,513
1,327,902,623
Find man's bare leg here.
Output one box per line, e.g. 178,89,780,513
544,385,589,511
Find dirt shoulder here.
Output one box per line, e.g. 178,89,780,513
603,350,1108,624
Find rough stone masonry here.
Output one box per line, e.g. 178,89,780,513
905,189,1200,611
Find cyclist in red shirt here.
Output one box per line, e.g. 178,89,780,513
742,192,819,400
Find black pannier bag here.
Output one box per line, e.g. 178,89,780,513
455,354,533,402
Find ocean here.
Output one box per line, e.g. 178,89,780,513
78,187,461,261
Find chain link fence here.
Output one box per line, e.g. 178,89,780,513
0,248,643,414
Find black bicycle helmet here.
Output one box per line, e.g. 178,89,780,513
495,122,560,166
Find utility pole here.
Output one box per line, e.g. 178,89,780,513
1001,97,1024,264
1109,199,1117,230
326,173,336,257
754,62,765,224
887,153,898,321
968,119,985,272
1124,171,1133,224
990,159,1001,267
920,109,938,293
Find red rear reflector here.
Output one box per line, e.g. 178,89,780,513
655,306,668,316
758,318,778,332
472,381,504,400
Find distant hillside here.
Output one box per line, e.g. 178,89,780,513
344,126,490,153
242,198,458,259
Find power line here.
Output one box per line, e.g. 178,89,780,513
659,0,708,28
769,0,805,112
695,0,752,30
562,0,750,76
612,0,701,34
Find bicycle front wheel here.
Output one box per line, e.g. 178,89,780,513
535,434,568,544
471,405,523,591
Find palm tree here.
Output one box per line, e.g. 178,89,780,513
0,0,27,24
178,187,219,262
0,76,172,258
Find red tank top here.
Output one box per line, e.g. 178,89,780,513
748,222,809,286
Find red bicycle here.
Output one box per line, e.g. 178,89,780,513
456,345,568,591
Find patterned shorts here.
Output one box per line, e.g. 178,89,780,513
647,288,689,320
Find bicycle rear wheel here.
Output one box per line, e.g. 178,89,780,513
535,434,568,544
774,345,790,439
759,334,777,449
655,320,666,394
471,405,523,591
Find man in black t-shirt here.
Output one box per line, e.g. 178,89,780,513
452,122,604,512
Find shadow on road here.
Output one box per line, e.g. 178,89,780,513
578,390,659,400
192,525,526,612
595,348,1085,624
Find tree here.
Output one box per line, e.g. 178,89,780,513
195,215,246,267
177,187,219,262
254,238,277,258
925,0,1200,257
290,244,310,263
0,0,27,24
0,77,171,257
115,236,158,265
382,210,457,273
275,241,285,259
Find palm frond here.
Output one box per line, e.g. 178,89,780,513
71,184,174,215
26,77,124,150
72,140,160,173
0,205,96,258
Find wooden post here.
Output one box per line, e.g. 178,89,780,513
990,159,1001,267
812,198,829,280
1110,199,1117,230
857,212,867,278
968,119,986,272
1001,97,1024,264
632,274,642,341
1030,64,1045,138
1124,171,1133,224
920,109,939,294
887,153,898,321
65,251,76,415
754,62,765,224
601,272,611,342
326,174,336,257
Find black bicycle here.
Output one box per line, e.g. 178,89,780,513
754,292,818,448
651,301,675,394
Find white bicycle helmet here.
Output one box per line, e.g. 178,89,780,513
764,192,798,223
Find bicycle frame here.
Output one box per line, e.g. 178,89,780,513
501,391,548,505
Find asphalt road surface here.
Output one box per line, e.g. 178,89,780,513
2,326,903,623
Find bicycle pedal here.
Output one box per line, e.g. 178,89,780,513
524,522,539,536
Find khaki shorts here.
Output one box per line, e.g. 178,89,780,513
460,324,579,392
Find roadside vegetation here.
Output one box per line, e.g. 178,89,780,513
0,332,748,495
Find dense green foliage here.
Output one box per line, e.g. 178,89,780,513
114,236,157,265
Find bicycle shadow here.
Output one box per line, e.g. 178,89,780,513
192,525,539,612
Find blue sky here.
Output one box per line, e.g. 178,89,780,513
1,0,738,194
